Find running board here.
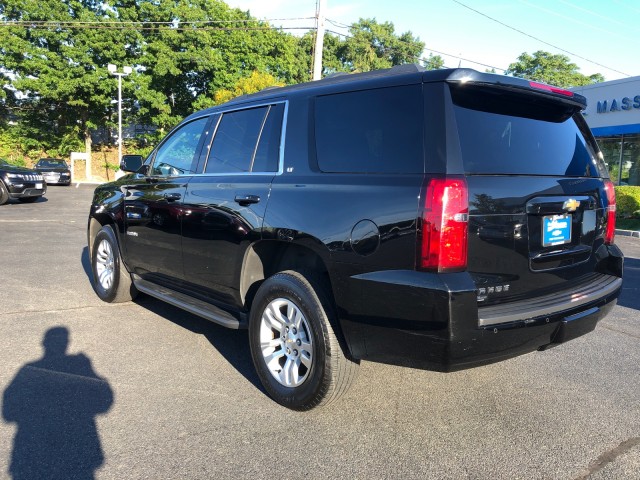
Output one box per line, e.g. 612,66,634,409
132,275,245,329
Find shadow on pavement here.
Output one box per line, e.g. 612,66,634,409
2,326,113,480
80,245,262,393
133,296,264,393
81,246,92,283
5,196,49,205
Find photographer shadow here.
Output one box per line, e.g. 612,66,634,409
2,327,113,480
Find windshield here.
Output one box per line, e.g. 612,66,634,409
38,159,66,168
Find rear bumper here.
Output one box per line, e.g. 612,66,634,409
44,179,71,185
337,249,623,371
478,274,622,327
8,185,47,198
41,173,71,185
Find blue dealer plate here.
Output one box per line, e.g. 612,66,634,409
542,214,572,247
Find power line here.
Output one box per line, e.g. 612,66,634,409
325,18,351,29
518,0,628,40
0,18,315,26
0,19,317,33
422,48,505,72
324,27,507,73
449,0,631,77
612,0,640,16
0,22,315,32
558,0,639,31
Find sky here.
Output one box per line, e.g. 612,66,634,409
226,0,640,81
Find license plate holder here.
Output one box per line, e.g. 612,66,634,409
542,214,572,247
36,183,43,189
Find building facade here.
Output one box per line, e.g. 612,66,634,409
572,77,640,186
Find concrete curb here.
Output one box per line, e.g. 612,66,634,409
73,181,104,187
615,229,640,238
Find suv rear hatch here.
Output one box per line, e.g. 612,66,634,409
445,77,620,324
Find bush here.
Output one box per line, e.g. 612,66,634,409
615,186,640,218
2,157,27,167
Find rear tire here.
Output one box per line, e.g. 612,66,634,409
0,181,9,205
91,225,137,303
249,270,359,410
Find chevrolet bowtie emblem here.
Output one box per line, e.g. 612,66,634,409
563,198,580,212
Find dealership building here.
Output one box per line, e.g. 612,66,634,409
572,76,640,186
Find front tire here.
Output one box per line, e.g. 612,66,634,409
249,271,359,410
91,225,137,303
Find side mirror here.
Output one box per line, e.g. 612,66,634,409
120,154,144,173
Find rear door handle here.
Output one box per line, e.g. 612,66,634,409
163,192,182,202
234,194,260,206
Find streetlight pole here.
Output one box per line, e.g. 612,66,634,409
107,64,133,163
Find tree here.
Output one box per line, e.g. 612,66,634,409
0,0,305,159
423,53,445,71
337,19,424,73
296,30,346,80
296,19,424,78
0,0,138,170
124,0,305,131
193,71,283,109
506,51,604,87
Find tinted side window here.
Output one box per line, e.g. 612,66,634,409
252,103,284,173
315,85,423,174
205,107,268,174
152,116,208,176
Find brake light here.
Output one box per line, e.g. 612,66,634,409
529,81,574,97
418,177,469,272
604,180,616,245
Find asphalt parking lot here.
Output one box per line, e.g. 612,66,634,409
0,184,639,479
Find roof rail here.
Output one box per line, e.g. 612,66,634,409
389,64,424,74
324,71,350,79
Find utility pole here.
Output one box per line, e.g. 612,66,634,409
312,0,326,81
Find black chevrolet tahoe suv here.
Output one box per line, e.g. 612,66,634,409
88,65,624,410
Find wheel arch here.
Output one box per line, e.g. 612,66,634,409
88,214,119,260
240,240,355,358
240,240,331,308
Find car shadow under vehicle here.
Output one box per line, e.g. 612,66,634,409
5,196,48,205
81,247,92,284
79,247,266,395
132,295,264,393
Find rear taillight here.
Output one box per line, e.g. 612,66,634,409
604,180,616,245
418,177,469,272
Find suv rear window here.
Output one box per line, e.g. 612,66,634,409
451,85,603,177
315,85,423,174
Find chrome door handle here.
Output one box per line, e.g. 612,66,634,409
234,194,260,206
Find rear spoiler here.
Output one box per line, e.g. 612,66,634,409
424,68,588,111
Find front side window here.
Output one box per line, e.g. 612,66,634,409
152,116,209,176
